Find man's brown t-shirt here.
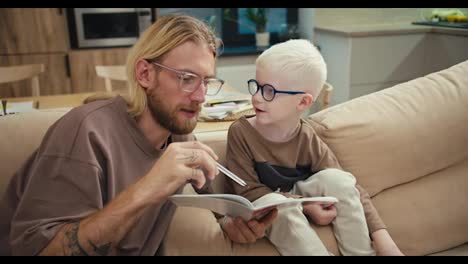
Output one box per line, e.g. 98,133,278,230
0,96,194,255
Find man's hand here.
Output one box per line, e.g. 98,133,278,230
138,141,219,203
221,209,278,244
302,201,337,226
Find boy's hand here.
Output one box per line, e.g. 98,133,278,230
303,202,337,226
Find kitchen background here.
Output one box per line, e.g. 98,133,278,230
0,8,467,110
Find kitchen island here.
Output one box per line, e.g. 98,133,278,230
314,22,468,105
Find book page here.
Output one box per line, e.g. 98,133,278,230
169,194,256,220
169,194,338,221
253,196,339,212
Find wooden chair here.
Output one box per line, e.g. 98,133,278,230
307,82,334,116
318,82,333,110
0,64,45,96
95,65,127,93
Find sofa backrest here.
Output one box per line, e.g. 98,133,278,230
308,60,468,197
307,60,468,255
0,110,68,196
195,131,228,193
0,109,230,198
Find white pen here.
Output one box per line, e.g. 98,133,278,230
216,162,247,187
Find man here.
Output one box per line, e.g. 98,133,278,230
0,14,276,256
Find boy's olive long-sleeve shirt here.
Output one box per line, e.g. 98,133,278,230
224,116,386,234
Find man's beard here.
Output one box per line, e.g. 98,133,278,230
147,92,201,135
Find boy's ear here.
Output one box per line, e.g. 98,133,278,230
135,59,153,92
297,93,314,111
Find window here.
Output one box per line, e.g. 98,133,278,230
222,8,298,47
157,8,298,48
157,8,223,37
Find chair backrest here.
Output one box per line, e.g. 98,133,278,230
95,65,127,92
318,82,333,110
0,64,45,96
305,82,334,116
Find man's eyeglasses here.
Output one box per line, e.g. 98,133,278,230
148,60,224,96
247,79,305,102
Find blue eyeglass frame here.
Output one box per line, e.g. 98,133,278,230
247,79,305,102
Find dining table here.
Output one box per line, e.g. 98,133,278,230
1,91,236,134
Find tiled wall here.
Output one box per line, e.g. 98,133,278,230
315,8,468,27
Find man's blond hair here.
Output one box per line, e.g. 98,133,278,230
126,14,220,116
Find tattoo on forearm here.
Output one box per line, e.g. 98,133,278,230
64,222,88,256
63,222,112,256
90,241,112,256
177,151,199,162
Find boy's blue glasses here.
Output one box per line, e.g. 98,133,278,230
247,79,305,102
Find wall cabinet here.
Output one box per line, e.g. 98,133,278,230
0,8,132,97
68,48,130,93
0,8,68,54
0,8,70,98
0,53,70,97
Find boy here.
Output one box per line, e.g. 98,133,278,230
223,39,403,256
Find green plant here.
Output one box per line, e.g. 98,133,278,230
224,8,268,33
204,15,218,34
245,8,267,33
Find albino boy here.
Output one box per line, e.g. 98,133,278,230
223,39,403,256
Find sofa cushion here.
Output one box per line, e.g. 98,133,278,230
429,243,468,256
308,60,468,196
373,159,468,255
308,60,468,255
194,130,228,194
0,110,68,195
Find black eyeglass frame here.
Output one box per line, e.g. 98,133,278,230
247,79,305,102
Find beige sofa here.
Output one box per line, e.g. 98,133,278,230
1,60,468,255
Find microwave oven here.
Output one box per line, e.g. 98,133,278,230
66,8,154,49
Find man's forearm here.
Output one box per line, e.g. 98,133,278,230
38,180,158,256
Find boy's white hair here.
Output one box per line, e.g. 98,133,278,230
256,39,327,99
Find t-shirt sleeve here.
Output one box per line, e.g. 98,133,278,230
9,155,103,255
225,125,272,202
355,184,387,234
309,133,343,171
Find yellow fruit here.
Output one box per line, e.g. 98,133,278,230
447,15,468,22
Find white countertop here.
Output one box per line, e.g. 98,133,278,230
315,22,468,37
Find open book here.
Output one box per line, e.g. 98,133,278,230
204,91,251,107
200,90,253,121
169,193,338,221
